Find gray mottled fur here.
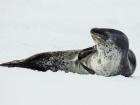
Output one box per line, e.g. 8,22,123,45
0,50,90,74
0,28,136,77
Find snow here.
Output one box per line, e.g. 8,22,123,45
0,0,140,105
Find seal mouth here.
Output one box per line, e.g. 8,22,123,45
90,28,108,44
91,32,105,44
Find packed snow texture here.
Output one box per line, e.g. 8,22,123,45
0,0,140,105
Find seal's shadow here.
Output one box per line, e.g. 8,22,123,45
131,76,140,79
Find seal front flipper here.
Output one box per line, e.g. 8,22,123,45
78,46,97,74
78,45,97,60
80,62,95,74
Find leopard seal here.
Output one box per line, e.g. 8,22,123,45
0,28,136,77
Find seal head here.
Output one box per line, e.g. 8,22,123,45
90,28,136,77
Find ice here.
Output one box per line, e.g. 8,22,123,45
0,0,140,105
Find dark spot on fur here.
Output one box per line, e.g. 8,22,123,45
98,59,101,64
104,69,107,71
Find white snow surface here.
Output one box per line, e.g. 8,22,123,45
0,0,140,105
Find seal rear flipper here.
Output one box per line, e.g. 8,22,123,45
0,52,54,72
0,59,47,72
0,60,24,67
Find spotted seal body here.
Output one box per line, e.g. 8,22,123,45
0,28,136,77
88,40,122,76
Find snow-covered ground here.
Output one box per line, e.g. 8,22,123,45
0,0,140,105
